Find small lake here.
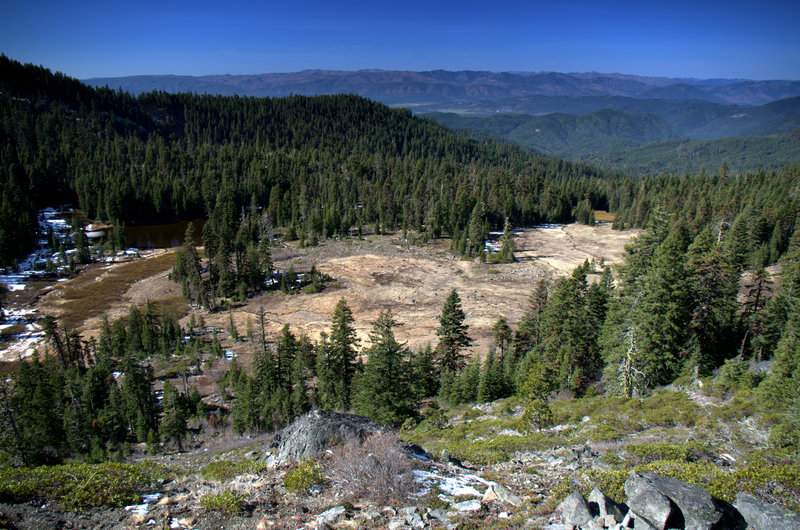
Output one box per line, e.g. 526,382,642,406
88,220,206,249
125,220,206,249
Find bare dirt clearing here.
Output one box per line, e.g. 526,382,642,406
2,223,642,361
224,222,642,358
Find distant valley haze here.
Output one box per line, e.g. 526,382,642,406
81,68,800,175
2,0,799,174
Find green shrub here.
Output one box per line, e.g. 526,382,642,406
712,388,757,422
421,485,450,510
0,462,173,511
626,441,713,464
201,459,266,482
283,457,324,493
200,488,246,514
552,460,800,511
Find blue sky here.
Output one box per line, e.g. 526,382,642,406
1,0,798,80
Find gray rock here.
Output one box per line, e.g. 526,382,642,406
316,505,347,525
483,483,523,507
558,492,593,527
427,508,449,522
398,506,418,516
359,508,382,522
454,499,482,512
625,471,722,530
628,489,672,529
588,487,625,522
733,493,800,530
405,512,424,528
266,409,387,466
388,518,408,530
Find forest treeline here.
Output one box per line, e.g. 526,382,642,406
4,218,800,465
1,56,799,465
3,55,798,271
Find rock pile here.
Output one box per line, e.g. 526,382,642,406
554,470,800,530
265,409,388,466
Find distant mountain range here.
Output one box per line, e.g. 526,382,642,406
85,70,800,107
85,70,800,174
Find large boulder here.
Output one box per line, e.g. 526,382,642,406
588,487,627,522
625,472,723,530
557,492,593,527
733,493,800,530
265,409,388,466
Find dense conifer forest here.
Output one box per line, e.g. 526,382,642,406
1,56,799,467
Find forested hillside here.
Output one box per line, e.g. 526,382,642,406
430,100,800,174
1,55,622,267
0,56,799,485
3,56,800,271
587,129,800,175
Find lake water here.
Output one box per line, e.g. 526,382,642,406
125,220,206,249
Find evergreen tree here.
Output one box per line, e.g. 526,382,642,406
467,201,487,257
314,332,336,409
411,344,438,398
477,348,505,403
353,311,416,424
228,307,239,341
537,266,599,393
326,298,360,410
499,217,516,262
435,289,472,374
520,361,555,432
172,223,203,306
492,316,513,359
516,277,551,357
450,354,481,405
160,381,187,451
724,210,752,272
630,228,691,386
756,302,800,448
684,227,738,374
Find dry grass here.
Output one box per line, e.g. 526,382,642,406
593,210,616,222
325,432,416,504
48,251,178,330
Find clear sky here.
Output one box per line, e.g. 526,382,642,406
1,0,798,80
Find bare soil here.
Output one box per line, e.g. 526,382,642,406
209,223,642,362
1,223,642,363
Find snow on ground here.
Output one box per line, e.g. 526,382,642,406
413,469,490,499
124,493,162,517
0,207,73,292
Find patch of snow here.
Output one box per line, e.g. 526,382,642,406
413,469,488,499
498,429,523,437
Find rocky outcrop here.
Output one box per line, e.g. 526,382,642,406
734,493,800,530
558,492,593,527
265,409,388,466
588,487,626,523
624,471,723,530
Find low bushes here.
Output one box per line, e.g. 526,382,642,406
283,457,324,493
0,461,173,511
555,459,800,511
325,432,415,503
199,488,246,514
201,458,266,482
